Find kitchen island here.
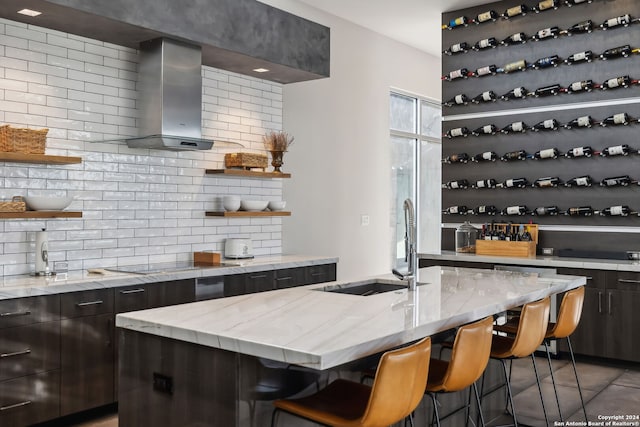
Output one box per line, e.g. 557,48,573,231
116,265,585,426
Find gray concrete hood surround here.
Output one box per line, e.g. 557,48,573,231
0,0,330,84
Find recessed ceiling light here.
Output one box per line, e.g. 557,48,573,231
253,68,269,73
18,9,42,17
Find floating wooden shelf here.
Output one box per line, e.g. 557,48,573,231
0,152,82,164
205,169,291,178
0,211,83,219
206,211,291,217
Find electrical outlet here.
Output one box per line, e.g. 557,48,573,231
153,372,173,395
361,215,370,226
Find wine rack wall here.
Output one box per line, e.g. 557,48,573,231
442,0,640,227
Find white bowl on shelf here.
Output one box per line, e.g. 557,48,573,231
268,201,286,211
24,196,73,211
240,200,268,212
223,195,241,212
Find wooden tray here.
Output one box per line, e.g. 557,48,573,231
475,223,538,258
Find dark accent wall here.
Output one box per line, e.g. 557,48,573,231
0,0,330,84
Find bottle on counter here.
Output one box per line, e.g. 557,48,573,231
442,68,469,81
600,14,632,30
564,50,594,64
566,20,594,34
443,42,470,55
566,206,594,216
600,206,632,216
600,176,632,187
501,150,528,161
501,32,528,45
473,38,498,51
534,0,560,12
472,124,498,136
444,127,470,138
534,148,560,159
531,27,560,41
500,122,528,134
443,94,470,107
472,151,498,162
475,10,499,24
600,113,631,126
564,175,593,187
534,176,562,187
531,119,559,131
473,205,498,215
532,206,560,216
473,64,498,77
503,5,529,19
601,76,633,90
500,87,529,100
501,205,528,215
444,205,469,215
566,80,595,93
443,179,470,189
531,55,561,69
499,177,529,188
443,153,471,163
565,146,594,158
600,144,632,157
471,91,497,103
564,115,594,129
473,178,498,189
533,84,561,97
600,45,632,60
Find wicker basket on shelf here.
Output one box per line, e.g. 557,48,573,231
0,125,9,152
224,152,268,171
0,196,26,213
5,126,48,154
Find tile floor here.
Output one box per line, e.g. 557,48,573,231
55,356,640,427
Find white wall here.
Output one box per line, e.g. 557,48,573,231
259,1,442,280
0,18,284,277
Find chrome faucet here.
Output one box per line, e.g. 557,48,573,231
392,198,417,290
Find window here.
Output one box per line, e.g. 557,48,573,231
390,91,441,268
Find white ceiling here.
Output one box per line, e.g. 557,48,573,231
296,0,497,57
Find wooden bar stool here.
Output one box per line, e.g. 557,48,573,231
270,336,431,427
425,316,494,427
483,296,551,427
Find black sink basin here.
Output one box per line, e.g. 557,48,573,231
317,281,407,296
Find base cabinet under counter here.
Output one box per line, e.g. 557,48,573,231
0,370,60,426
224,263,337,296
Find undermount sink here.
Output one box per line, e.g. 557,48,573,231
316,280,407,296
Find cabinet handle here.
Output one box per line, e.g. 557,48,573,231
617,278,640,284
311,272,324,276
250,274,267,279
0,310,31,318
608,292,613,315
0,349,31,358
119,288,145,294
598,292,603,314
76,300,104,307
0,400,32,411
276,277,292,281
585,276,593,281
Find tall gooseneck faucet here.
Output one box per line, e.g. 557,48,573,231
392,198,417,290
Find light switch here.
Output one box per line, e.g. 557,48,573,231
361,215,370,226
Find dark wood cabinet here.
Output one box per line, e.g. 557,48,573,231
274,268,306,289
225,264,337,295
305,263,337,285
0,321,60,382
0,295,59,329
0,370,60,426
146,279,195,308
225,271,276,296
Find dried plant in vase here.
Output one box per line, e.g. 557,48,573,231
262,131,294,173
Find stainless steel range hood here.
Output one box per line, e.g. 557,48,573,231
126,38,213,151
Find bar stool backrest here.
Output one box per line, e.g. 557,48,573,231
549,286,585,339
510,296,551,358
362,337,432,427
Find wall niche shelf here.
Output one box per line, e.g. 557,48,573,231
206,211,291,218
0,152,82,164
0,211,83,219
205,169,291,179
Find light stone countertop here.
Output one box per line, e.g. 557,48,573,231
420,251,640,272
0,255,338,300
115,265,586,370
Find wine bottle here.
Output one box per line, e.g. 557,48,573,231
443,42,470,55
445,16,469,29
531,55,561,69
472,151,498,161
564,176,593,187
564,115,593,129
602,75,632,90
533,84,561,97
534,0,560,12
471,91,497,103
501,150,528,161
567,20,594,34
565,0,592,6
443,179,470,189
501,205,528,215
534,148,560,159
600,14,631,30
600,45,632,60
600,206,632,216
473,64,498,77
443,94,470,107
499,177,529,188
566,80,595,93
600,175,632,187
502,60,527,73
532,206,560,216
501,33,528,45
500,122,527,134
443,153,470,163
443,68,469,81
444,205,469,214
531,27,560,41
473,38,498,51
500,87,529,100
471,125,498,136
600,113,630,127
600,144,631,157
567,206,594,216
473,205,498,215
475,10,499,24
445,127,470,138
532,119,559,131
474,179,497,189
520,225,533,241
534,176,562,187
565,146,594,158
564,50,594,64
503,5,528,19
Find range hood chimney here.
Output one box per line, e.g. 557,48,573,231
126,38,213,151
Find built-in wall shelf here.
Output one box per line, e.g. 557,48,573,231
206,211,291,218
205,169,291,179
0,211,83,219
0,152,82,164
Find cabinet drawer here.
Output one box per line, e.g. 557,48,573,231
61,289,114,319
115,285,149,314
274,268,306,289
610,271,640,291
0,370,60,426
0,321,60,382
0,295,60,329
305,264,337,285
556,268,606,289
